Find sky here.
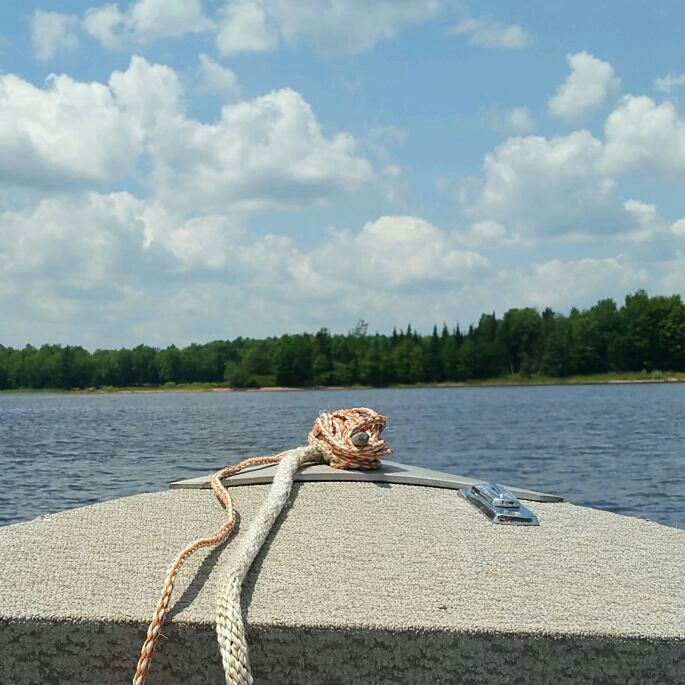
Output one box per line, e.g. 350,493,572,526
2,1,685,349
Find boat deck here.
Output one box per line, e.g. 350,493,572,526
1,478,683,683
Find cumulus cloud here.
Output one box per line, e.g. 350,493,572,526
0,57,372,213
659,256,685,293
51,0,442,57
82,4,126,50
457,219,526,248
600,95,685,178
139,207,293,275
449,15,530,49
125,0,211,40
149,87,374,213
459,85,685,250
500,257,648,310
109,55,183,129
548,52,621,123
7,22,685,347
0,187,680,348
616,199,660,244
0,191,297,346
462,131,624,237
288,216,490,300
671,218,685,237
0,201,491,343
0,71,144,189
250,215,495,331
83,0,211,49
198,54,240,96
0,191,288,290
165,217,246,271
31,10,79,61
215,0,278,55
654,72,685,94
484,106,535,135
0,192,149,287
215,0,442,56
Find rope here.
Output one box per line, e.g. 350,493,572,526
132,407,391,685
215,446,313,684
309,406,390,470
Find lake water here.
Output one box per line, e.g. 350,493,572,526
0,384,683,529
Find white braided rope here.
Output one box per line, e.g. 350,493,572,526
215,445,318,685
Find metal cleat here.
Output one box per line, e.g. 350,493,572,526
459,482,540,525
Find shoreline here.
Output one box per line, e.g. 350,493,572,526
2,374,685,395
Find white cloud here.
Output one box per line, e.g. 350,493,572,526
109,55,183,130
294,216,491,294
0,57,372,214
502,107,534,134
469,219,508,242
278,0,442,54
624,199,657,225
166,216,245,271
0,189,680,348
31,10,79,61
0,191,289,291
622,199,674,245
460,89,685,248
659,256,685,293
365,127,408,202
484,106,535,135
83,0,211,49
52,0,442,57
216,0,442,56
671,218,685,237
654,72,685,94
0,192,149,286
600,95,685,178
198,54,240,96
463,131,624,237
623,199,656,234
548,52,621,123
501,257,648,310
449,15,530,49
459,219,525,248
149,87,374,213
215,0,278,55
0,191,292,346
0,71,143,189
82,4,126,50
126,0,211,41
140,208,292,274
463,87,685,244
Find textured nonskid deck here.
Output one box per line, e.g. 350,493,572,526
1,482,683,683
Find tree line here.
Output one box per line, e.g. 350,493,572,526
1,290,685,391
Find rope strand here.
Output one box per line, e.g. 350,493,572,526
132,407,391,685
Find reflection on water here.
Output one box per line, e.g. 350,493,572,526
0,384,683,528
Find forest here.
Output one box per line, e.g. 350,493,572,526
1,290,685,391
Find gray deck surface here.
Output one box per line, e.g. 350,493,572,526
1,481,684,683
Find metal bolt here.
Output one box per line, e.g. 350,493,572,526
351,431,369,447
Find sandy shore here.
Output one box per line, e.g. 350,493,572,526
3,376,684,395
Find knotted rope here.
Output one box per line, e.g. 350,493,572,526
133,407,391,685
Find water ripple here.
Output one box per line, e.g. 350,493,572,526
0,385,683,529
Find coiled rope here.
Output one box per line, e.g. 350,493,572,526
132,407,391,685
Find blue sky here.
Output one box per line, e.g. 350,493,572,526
2,1,685,348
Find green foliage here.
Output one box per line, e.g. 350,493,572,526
2,291,685,390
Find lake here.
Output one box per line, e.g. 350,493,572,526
0,384,683,529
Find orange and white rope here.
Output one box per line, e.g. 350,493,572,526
132,407,391,685
309,406,390,470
